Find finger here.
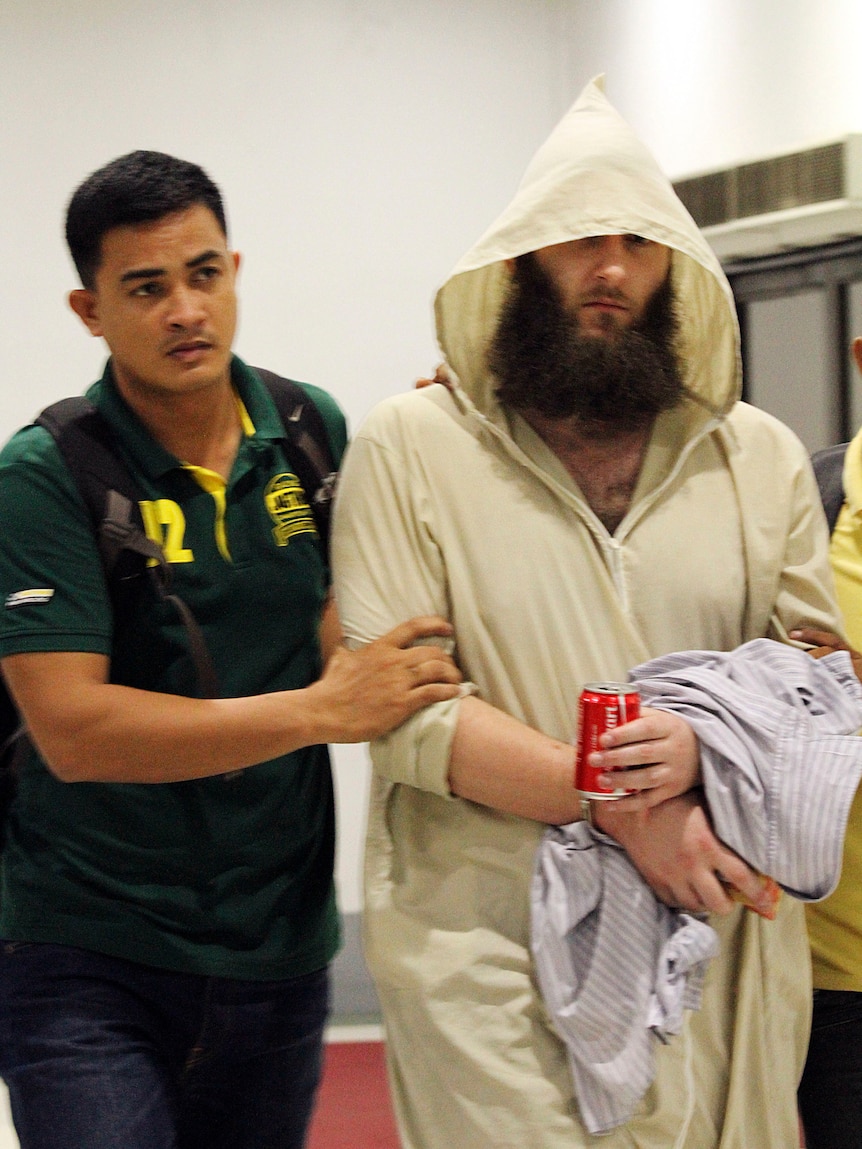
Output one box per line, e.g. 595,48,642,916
597,764,663,792
409,657,463,686
403,644,451,665
652,874,733,915
591,740,662,772
598,708,680,750
712,850,763,908
597,715,656,749
603,763,689,808
789,627,848,650
401,682,462,713
690,871,736,915
381,616,454,649
403,644,461,674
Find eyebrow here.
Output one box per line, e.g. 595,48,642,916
119,249,225,284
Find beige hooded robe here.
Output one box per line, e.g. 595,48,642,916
332,76,837,1149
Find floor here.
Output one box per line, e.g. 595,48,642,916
0,1044,808,1148
0,1028,399,1149
308,1026,399,1149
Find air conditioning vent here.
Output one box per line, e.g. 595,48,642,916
674,170,730,228
737,143,843,217
672,136,862,262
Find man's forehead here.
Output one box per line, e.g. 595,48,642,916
98,205,229,274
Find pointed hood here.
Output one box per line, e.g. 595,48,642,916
434,76,740,423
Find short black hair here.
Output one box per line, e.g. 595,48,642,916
65,150,227,289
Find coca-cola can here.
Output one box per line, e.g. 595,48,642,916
574,682,640,799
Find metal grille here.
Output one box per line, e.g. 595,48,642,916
736,143,844,218
673,142,845,227
674,170,729,228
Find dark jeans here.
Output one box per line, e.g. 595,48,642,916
799,989,862,1149
0,940,329,1149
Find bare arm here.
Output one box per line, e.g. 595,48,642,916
448,695,580,823
2,614,462,783
448,698,767,914
448,698,701,822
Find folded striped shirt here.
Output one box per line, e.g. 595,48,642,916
531,639,862,1135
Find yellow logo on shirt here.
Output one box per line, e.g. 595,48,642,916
265,474,317,547
139,500,194,563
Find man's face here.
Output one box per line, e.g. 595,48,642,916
532,234,672,339
488,237,683,429
69,203,240,405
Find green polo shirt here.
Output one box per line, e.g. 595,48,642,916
0,357,346,979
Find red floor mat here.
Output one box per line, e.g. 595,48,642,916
307,1041,400,1149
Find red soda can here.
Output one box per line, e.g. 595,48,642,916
574,682,640,799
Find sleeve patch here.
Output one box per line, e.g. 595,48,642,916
5,589,55,608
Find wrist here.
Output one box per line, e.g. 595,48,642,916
589,796,623,837
579,795,597,826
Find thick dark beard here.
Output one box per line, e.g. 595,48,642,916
489,252,685,431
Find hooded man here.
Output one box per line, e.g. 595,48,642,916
331,78,838,1148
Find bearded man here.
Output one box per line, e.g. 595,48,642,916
331,77,837,1149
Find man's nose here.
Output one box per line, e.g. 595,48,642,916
592,236,628,286
166,284,206,329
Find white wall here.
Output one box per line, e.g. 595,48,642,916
563,0,862,178
1,0,861,928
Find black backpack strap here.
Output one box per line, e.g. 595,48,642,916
36,398,218,698
811,442,849,534
37,397,154,574
101,490,218,700
252,368,338,553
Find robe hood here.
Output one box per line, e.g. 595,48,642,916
434,76,741,424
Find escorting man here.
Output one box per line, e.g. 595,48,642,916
331,77,838,1147
0,150,460,1149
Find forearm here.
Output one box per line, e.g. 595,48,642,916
448,695,580,823
4,618,462,784
9,661,339,783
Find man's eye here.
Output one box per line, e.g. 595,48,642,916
194,266,220,282
130,282,161,297
626,234,650,247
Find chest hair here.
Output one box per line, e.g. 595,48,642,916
525,414,652,534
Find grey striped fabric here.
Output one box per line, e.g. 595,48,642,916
532,825,719,1134
531,639,862,1135
633,640,862,899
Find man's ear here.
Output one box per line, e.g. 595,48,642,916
68,289,103,337
853,336,862,377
